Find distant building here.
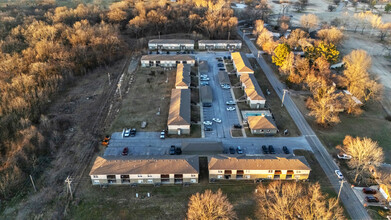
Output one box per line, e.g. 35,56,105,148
175,64,191,89
198,40,242,50
231,52,254,76
89,155,199,185
247,115,278,135
208,155,311,181
141,55,195,67
200,85,213,107
240,73,266,108
148,39,195,51
167,89,191,135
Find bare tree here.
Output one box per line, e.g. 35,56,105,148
317,27,344,45
300,14,319,32
286,28,309,49
187,189,237,220
253,20,265,36
337,136,384,182
255,181,344,219
341,50,382,102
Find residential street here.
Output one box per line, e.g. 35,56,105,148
237,29,371,219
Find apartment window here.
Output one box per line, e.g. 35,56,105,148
268,170,273,173
138,175,142,178
218,170,223,173
267,130,270,133
296,171,301,174
147,174,152,177
147,179,153,183
94,180,100,183
217,175,223,179
93,175,98,178
190,179,197,183
191,174,196,177
245,175,251,179
138,180,143,184
267,175,273,179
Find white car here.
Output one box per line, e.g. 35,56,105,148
203,121,213,126
212,118,222,123
226,100,235,105
222,85,231,89
200,74,208,78
200,77,210,81
123,128,131,137
160,130,165,139
337,153,352,160
226,107,236,111
335,170,344,180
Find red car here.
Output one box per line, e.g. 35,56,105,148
122,147,129,156
362,187,376,194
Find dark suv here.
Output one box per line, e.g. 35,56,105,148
262,145,268,154
169,145,176,155
268,145,275,154
282,146,289,154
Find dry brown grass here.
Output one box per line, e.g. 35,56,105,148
109,68,176,132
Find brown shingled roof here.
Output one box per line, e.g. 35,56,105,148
241,74,265,101
175,64,191,88
167,89,191,126
90,155,199,175
208,155,311,171
141,55,195,61
231,52,254,73
248,115,277,130
149,39,195,44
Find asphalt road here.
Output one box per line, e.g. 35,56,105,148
237,29,371,219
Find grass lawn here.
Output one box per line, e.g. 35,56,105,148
225,63,234,73
68,178,258,219
367,206,391,219
109,68,176,133
292,95,391,163
231,129,243,137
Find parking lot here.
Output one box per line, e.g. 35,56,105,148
352,186,388,207
197,52,242,139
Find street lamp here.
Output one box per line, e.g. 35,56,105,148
281,89,289,107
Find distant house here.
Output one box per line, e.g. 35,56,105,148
199,60,209,74
175,63,191,89
182,142,224,155
141,55,195,67
148,39,195,51
167,89,191,135
218,71,230,86
369,164,391,206
240,73,266,108
231,52,254,76
208,155,311,181
89,155,199,185
200,85,213,107
247,115,278,135
198,40,242,50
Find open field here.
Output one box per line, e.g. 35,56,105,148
109,68,175,133
292,95,391,164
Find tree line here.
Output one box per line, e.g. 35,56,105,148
254,15,382,127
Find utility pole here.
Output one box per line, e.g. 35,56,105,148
337,179,345,201
65,176,73,199
29,175,37,192
281,89,289,107
107,72,111,86
117,83,122,99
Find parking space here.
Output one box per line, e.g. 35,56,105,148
352,186,387,207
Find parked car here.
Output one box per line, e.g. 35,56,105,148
175,147,182,155
221,85,231,89
226,107,236,111
268,145,275,154
282,146,289,154
223,56,227,59
362,187,377,194
219,68,226,71
217,63,224,67
123,128,131,137
237,146,243,154
204,126,213,131
200,81,209,86
200,77,210,81
226,100,235,105
365,195,379,202
122,147,129,156
229,147,235,154
337,153,352,160
227,56,231,59
335,170,344,180
203,121,213,125
160,130,165,139
233,124,242,128
262,145,268,154
130,128,136,137
200,74,208,78
169,145,176,155
212,118,222,123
